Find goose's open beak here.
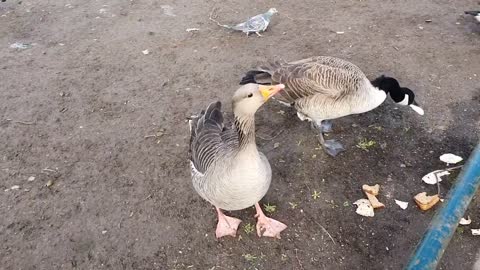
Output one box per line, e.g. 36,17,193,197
410,101,425,115
260,84,285,101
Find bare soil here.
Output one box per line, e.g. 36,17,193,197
1,0,480,269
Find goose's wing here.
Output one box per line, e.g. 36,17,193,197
189,101,231,174
267,56,367,102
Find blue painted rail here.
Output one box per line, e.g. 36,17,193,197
405,143,480,270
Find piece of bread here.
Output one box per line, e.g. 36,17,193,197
414,192,440,211
366,192,385,209
362,184,380,196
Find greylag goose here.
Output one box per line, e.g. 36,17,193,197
240,56,424,157
189,83,287,238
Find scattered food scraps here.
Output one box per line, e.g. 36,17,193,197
439,153,463,164
186,28,200,32
414,192,440,211
10,185,20,190
395,199,409,210
273,142,280,149
336,31,345,34
422,170,450,185
472,229,480,236
142,49,150,55
362,184,384,209
365,193,385,208
353,199,374,217
10,42,32,49
362,184,380,196
459,216,472,225
27,176,35,182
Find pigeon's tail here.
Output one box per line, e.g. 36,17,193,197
230,22,246,31
465,10,480,16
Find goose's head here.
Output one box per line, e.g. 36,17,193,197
371,75,424,115
232,83,284,116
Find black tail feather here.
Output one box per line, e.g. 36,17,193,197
240,70,270,85
465,11,480,16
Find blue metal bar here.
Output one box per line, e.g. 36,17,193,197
405,143,480,270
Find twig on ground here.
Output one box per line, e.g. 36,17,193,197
435,165,463,195
312,219,336,245
209,7,225,27
294,249,304,270
5,119,35,125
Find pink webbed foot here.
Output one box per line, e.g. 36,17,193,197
215,208,242,238
254,203,287,239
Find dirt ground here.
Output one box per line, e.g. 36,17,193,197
1,0,480,269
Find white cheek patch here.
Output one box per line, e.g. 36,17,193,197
410,104,425,115
476,15,480,22
398,95,409,106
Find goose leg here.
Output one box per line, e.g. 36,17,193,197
310,120,333,133
254,203,287,239
312,121,345,157
255,32,263,37
215,207,241,238
320,120,333,133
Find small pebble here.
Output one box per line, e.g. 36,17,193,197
46,179,54,187
27,176,35,182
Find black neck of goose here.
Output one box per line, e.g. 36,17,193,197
234,114,257,150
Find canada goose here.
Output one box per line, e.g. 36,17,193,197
189,83,287,238
240,56,424,156
465,11,480,22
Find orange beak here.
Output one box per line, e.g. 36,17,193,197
259,84,285,101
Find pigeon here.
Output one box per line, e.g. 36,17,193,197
211,8,278,36
465,11,480,22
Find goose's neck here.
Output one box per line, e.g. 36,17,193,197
234,114,257,151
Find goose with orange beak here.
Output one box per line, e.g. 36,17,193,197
189,83,287,239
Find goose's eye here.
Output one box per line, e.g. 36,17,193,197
247,93,253,98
